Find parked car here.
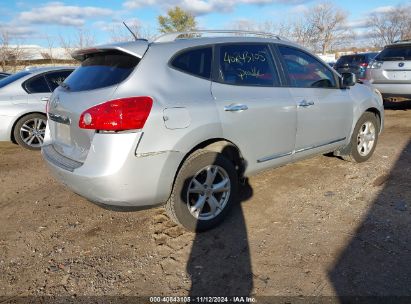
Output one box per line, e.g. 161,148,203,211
366,40,411,101
0,67,74,150
0,72,11,80
335,52,379,80
42,30,384,231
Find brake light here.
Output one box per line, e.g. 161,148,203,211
368,60,383,69
359,62,368,67
79,96,153,131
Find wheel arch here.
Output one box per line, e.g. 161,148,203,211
336,108,381,158
170,138,246,194
365,107,382,132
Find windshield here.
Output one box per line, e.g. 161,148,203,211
63,50,140,92
336,55,366,66
0,71,31,89
376,45,411,61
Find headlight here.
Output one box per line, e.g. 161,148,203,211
368,60,383,69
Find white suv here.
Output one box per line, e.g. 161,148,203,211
366,40,411,102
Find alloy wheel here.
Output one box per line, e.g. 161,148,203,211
186,165,231,221
357,121,376,157
19,118,46,148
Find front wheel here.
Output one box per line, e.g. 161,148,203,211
342,112,379,163
165,150,238,232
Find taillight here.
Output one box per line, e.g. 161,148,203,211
359,62,368,67
79,96,153,131
368,60,383,69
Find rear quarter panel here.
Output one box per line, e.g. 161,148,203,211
0,99,45,141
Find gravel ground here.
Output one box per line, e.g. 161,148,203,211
0,105,410,302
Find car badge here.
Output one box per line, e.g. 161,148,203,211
399,62,405,67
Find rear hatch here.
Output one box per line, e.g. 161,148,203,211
370,44,411,84
47,41,148,163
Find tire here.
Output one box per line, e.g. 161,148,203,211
165,150,238,232
13,113,47,150
342,112,379,163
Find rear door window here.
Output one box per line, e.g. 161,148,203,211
376,45,411,61
171,47,212,79
45,70,73,91
216,44,279,86
24,75,51,93
63,51,139,92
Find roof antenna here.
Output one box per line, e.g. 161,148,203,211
123,21,138,41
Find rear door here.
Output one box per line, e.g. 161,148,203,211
211,43,296,174
24,74,52,105
277,45,352,159
25,70,73,106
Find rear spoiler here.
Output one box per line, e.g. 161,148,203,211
72,40,149,61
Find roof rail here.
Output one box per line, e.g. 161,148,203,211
153,29,282,43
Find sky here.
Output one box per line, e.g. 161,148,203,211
0,0,409,47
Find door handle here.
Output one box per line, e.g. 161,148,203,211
224,104,248,112
41,97,49,102
298,100,315,108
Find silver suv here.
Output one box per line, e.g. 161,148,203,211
42,30,384,231
366,40,411,101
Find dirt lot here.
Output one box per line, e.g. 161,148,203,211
0,104,410,302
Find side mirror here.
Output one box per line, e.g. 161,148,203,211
341,72,356,88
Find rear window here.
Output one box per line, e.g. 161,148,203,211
63,51,139,92
336,55,366,66
0,71,30,89
336,53,378,66
45,70,73,91
24,75,50,93
366,53,378,60
171,47,212,79
376,45,411,61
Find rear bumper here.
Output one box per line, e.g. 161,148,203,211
371,83,411,98
42,132,184,208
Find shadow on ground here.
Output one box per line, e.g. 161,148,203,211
187,178,254,297
329,140,411,302
182,146,254,297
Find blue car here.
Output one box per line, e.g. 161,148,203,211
335,52,379,80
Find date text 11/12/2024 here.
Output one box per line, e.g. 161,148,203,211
149,296,256,303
